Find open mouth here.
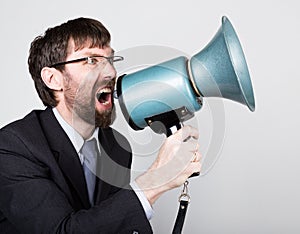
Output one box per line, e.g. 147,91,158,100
96,87,112,106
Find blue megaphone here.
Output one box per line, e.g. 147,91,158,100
116,16,255,135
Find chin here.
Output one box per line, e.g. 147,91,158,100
95,107,116,128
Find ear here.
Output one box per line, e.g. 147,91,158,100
41,67,63,91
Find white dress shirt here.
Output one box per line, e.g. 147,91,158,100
52,108,153,220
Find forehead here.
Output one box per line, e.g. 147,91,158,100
66,38,113,58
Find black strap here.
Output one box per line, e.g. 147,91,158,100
172,200,189,234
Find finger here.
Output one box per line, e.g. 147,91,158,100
189,161,201,176
180,139,199,152
191,151,202,162
173,125,199,142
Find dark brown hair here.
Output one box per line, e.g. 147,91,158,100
28,17,111,107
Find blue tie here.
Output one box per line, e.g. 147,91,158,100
81,138,97,205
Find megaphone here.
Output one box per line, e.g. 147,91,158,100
116,16,255,135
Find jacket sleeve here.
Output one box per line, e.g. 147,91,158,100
0,129,152,234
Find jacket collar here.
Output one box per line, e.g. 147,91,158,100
39,107,90,208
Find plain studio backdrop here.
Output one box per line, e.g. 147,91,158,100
0,0,299,233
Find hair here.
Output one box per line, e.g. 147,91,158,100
28,17,111,107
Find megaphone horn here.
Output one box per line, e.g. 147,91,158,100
117,16,255,131
189,16,255,112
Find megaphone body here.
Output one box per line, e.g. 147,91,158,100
116,16,255,134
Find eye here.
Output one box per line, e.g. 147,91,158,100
87,57,98,65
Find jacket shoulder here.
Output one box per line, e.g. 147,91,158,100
0,109,51,159
1,109,44,135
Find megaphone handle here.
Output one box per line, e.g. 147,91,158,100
167,123,200,178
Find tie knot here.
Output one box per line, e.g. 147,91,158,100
81,138,98,171
81,138,97,159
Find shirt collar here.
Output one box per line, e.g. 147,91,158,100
52,108,99,161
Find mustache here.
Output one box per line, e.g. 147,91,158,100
100,79,115,89
102,78,115,86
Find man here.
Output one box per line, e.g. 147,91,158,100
0,17,201,233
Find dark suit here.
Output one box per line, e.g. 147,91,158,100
0,108,152,233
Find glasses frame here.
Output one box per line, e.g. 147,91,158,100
49,55,124,68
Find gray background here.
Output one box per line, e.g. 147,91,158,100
1,0,299,233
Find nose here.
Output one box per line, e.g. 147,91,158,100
102,62,117,81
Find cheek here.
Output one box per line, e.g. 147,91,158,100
63,78,79,104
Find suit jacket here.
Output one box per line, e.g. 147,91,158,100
0,108,152,234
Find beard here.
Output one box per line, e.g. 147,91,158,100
66,91,116,128
63,72,116,129
95,106,116,128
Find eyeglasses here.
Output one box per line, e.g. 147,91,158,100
49,55,124,68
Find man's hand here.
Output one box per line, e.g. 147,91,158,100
135,125,202,205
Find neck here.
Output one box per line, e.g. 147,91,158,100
55,104,96,140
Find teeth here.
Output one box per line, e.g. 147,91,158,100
99,88,112,94
97,87,112,105
101,99,110,105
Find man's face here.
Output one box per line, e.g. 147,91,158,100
61,41,117,128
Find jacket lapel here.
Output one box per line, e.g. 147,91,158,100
94,127,133,204
39,108,90,209
94,128,114,203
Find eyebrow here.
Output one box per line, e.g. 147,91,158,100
86,49,115,58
